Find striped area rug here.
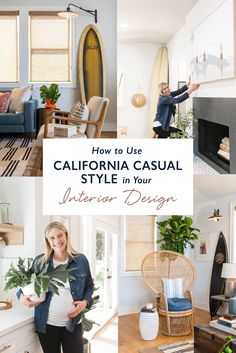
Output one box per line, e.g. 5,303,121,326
159,340,193,353
138,340,194,353
0,137,36,176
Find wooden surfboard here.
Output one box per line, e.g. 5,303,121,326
79,25,106,104
209,232,228,318
148,47,168,135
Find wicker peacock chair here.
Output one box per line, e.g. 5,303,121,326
141,250,196,336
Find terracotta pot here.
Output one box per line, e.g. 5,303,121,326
45,99,56,110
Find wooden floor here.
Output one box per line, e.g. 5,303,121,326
118,308,210,353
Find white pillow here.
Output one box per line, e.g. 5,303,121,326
70,101,89,134
9,85,32,113
162,278,184,298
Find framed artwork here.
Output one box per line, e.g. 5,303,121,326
125,216,156,272
190,0,235,83
195,233,212,261
177,81,187,117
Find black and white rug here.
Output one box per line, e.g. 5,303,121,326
0,137,36,176
159,340,193,353
138,340,193,353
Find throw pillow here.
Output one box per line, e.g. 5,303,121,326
0,92,11,113
8,85,32,113
162,278,184,298
70,101,89,134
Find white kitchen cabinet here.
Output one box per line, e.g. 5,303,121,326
0,322,42,353
0,303,42,353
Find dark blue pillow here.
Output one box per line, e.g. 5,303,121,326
167,298,192,311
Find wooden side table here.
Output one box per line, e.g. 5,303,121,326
194,324,236,353
36,108,58,135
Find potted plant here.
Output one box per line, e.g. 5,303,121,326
4,257,73,301
157,215,200,254
170,109,195,139
39,83,61,110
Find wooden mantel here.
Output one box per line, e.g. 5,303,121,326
0,224,24,245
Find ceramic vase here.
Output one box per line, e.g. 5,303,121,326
22,283,46,302
139,311,159,340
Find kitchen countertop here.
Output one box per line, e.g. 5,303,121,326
0,301,34,337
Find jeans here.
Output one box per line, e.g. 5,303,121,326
37,323,83,353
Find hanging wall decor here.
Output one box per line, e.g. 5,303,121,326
131,93,147,108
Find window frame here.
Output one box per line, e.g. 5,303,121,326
0,11,19,84
29,11,74,86
122,216,157,276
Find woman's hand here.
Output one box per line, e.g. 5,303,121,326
67,300,87,318
20,294,42,308
187,83,200,94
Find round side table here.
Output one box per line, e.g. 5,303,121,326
139,309,159,340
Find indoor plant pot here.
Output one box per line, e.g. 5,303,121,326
39,83,61,110
21,282,46,302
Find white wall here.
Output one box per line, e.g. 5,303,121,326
168,0,236,98
0,178,37,299
0,0,117,131
118,42,160,138
190,190,236,310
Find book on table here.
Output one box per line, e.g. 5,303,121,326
210,320,236,335
218,316,236,324
224,313,236,320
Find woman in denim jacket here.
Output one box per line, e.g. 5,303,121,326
153,81,200,138
18,222,94,353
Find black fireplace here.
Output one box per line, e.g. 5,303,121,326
193,97,236,174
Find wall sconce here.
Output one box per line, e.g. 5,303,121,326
131,93,147,108
221,263,236,298
58,3,97,23
208,209,223,222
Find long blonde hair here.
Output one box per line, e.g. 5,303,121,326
159,82,168,94
41,221,78,263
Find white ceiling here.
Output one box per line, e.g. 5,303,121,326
194,175,236,205
118,0,198,43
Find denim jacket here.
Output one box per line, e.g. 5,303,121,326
17,253,94,334
154,84,189,131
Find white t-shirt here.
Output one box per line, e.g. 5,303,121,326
47,258,75,327
153,115,175,128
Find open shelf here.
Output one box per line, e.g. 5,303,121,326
0,224,24,245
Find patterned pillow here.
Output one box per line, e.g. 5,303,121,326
162,278,184,298
8,85,32,113
0,92,11,113
70,101,89,134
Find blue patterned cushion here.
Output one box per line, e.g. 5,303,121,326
167,298,192,311
162,278,184,298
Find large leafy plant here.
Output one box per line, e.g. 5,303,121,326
4,257,74,297
157,215,200,254
39,83,61,104
170,109,195,139
81,287,100,332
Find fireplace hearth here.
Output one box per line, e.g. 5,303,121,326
193,97,236,174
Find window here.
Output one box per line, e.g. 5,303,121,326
0,12,19,83
29,12,71,82
124,216,156,272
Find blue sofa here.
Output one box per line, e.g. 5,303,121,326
0,99,38,135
